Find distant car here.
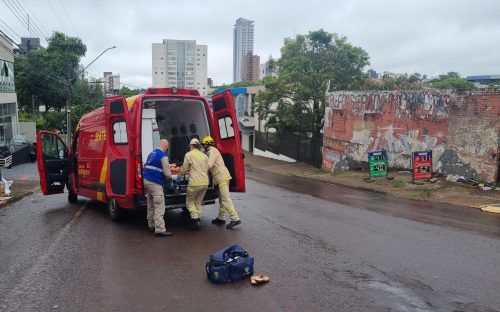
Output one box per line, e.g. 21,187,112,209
12,135,28,146
0,146,12,168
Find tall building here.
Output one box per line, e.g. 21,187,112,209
233,18,254,83
103,72,120,95
0,31,19,146
14,37,41,56
152,39,208,96
242,53,260,82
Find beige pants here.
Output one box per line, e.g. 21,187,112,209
186,185,208,219
144,179,166,233
217,181,239,221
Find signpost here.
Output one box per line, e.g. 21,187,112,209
368,151,388,177
412,151,433,181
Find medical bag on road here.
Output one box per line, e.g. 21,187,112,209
206,244,254,284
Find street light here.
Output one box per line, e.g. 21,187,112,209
66,46,117,142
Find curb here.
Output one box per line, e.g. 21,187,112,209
245,163,482,210
0,185,40,209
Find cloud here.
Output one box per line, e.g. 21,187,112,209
1,0,499,88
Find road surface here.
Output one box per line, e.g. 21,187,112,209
1,167,500,311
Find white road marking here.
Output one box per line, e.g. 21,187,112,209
1,203,88,311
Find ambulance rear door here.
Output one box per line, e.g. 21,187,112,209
211,90,246,192
104,97,134,199
36,131,69,195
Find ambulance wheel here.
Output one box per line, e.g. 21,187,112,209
67,180,77,203
108,199,121,222
68,188,77,203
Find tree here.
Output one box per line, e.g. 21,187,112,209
14,32,87,114
118,86,144,98
362,72,424,90
255,29,369,137
429,72,475,90
431,78,475,90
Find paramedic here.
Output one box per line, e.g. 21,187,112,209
143,139,173,237
178,138,209,230
202,136,241,229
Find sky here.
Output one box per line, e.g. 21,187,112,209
1,0,500,88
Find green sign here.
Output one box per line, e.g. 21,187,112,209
368,151,388,177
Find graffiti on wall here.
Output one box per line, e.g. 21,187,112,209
322,90,500,182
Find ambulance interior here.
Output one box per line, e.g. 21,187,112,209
141,98,211,166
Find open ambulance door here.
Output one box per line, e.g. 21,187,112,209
36,131,69,195
211,90,246,192
104,97,133,199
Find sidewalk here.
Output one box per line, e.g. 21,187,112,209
0,162,40,208
244,153,500,210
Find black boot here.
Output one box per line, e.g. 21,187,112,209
155,231,173,237
226,220,241,229
190,218,201,230
211,218,226,225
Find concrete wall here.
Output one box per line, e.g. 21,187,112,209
323,90,500,182
18,122,36,143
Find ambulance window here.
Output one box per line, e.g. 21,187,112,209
113,121,128,144
218,116,234,139
41,133,67,160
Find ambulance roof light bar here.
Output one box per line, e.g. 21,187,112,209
145,88,200,96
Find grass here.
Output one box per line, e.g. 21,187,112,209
392,180,405,188
418,186,433,197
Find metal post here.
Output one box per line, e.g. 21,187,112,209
65,46,116,143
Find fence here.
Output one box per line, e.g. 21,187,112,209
254,131,323,167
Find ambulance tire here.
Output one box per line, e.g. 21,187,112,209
67,180,77,203
108,199,121,222
68,188,77,203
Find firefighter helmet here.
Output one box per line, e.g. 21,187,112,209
202,136,215,146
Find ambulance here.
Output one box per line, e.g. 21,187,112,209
36,88,245,221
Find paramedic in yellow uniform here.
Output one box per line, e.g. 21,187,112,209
202,136,241,229
179,138,209,230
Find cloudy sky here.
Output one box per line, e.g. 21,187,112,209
1,0,499,88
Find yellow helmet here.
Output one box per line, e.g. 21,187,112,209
202,136,215,145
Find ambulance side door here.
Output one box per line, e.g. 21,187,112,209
36,131,69,195
104,97,133,199
211,90,246,192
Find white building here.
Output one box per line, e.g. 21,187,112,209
0,31,19,146
152,39,208,97
233,18,254,83
260,60,277,78
103,72,120,94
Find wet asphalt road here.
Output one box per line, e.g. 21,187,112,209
1,167,500,311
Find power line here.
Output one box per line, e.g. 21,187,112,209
17,0,50,43
12,0,49,43
56,0,79,37
0,17,22,41
45,0,68,33
2,0,28,32
2,0,48,46
6,0,47,43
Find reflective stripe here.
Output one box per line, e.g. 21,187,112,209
145,165,163,172
189,179,209,186
218,181,228,188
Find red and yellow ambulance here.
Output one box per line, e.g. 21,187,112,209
36,88,245,220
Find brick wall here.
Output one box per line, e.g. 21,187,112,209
323,90,500,182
